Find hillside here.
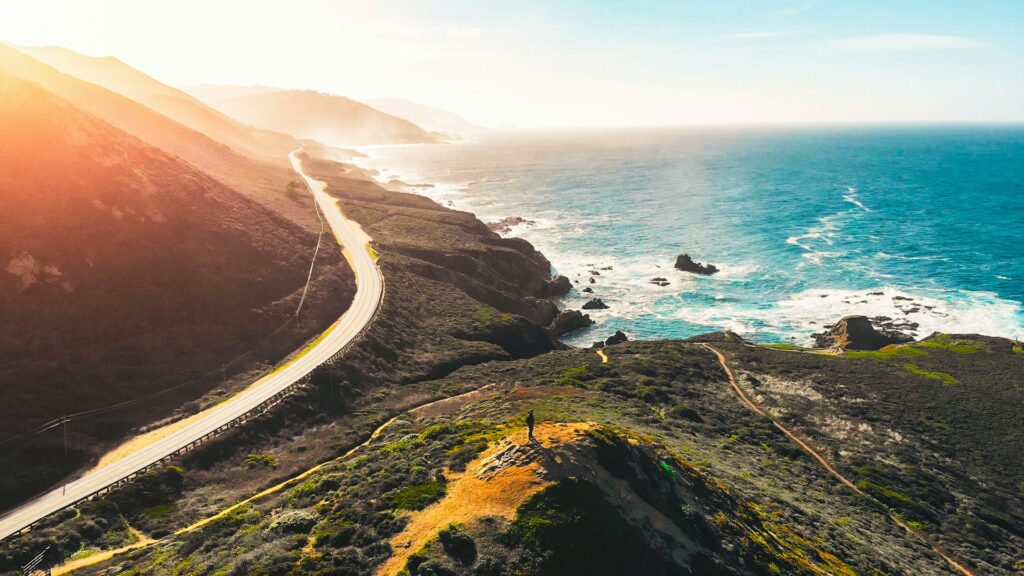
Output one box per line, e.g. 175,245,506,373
363,97,484,136
183,83,282,102
205,89,442,146
2,149,1021,575
0,76,354,509
0,44,314,230
14,45,299,161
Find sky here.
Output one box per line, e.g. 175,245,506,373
2,0,1023,127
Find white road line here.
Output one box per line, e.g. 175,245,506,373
0,149,383,541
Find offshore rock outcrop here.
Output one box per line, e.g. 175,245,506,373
674,254,719,275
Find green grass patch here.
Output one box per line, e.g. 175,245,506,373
915,333,986,354
765,343,806,351
144,503,175,518
904,364,960,385
846,345,925,360
383,479,446,511
1013,344,1023,355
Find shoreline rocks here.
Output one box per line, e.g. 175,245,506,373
812,315,914,350
547,310,595,337
605,330,628,345
486,216,536,235
582,298,608,310
544,275,572,296
674,254,719,275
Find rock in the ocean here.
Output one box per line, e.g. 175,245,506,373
812,315,914,350
605,330,628,345
588,277,596,284
650,276,670,286
486,216,537,235
547,310,595,337
581,287,593,293
544,275,572,296
582,298,609,310
674,254,719,275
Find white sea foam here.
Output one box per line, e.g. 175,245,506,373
842,186,871,212
673,286,1024,344
875,252,950,263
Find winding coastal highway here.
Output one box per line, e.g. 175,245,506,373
0,150,383,542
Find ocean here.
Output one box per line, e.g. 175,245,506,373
355,126,1024,346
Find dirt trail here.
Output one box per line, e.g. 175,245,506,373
596,349,609,363
52,526,153,575
50,385,501,575
700,343,975,576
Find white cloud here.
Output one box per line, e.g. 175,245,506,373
726,32,792,40
834,34,985,51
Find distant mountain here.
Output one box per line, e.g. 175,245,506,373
0,73,354,505
0,44,311,228
13,44,298,161
183,83,283,102
362,97,484,135
204,89,442,146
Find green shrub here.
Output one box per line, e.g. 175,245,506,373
438,523,476,564
667,404,702,422
268,510,318,534
245,453,277,469
383,480,446,511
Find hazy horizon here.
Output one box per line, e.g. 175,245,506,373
3,0,1024,128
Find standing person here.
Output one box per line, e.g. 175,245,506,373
525,409,536,442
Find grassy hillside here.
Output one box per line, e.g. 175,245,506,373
19,334,1021,574
0,76,354,509
207,90,442,146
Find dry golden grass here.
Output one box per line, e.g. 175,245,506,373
376,423,595,576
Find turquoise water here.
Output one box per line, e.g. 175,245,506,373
357,126,1024,346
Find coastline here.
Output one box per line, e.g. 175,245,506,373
349,139,1024,346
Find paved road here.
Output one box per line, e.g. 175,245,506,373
0,150,383,541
